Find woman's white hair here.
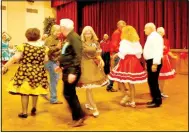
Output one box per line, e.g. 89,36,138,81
157,27,165,33
81,26,98,42
145,22,156,31
60,18,74,31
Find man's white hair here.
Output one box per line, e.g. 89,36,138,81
60,18,74,30
145,22,156,31
157,27,165,33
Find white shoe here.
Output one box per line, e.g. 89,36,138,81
93,110,99,117
125,101,136,108
85,104,94,110
161,93,169,98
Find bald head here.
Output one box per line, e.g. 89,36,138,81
157,27,165,37
144,22,156,36
103,34,109,40
117,20,126,30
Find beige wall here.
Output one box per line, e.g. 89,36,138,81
2,1,8,32
2,1,56,46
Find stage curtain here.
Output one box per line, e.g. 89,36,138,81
79,0,188,48
56,1,78,32
51,0,74,7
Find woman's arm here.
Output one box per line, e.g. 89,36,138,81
117,40,128,59
44,55,49,63
168,51,178,59
2,52,23,73
135,42,143,59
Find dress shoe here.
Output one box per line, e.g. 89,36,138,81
18,113,28,118
31,107,36,116
147,103,161,108
106,88,117,92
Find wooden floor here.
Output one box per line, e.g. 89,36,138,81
1,64,188,131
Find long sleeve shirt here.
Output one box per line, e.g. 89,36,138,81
58,30,82,74
110,29,121,55
143,31,163,65
118,40,142,59
44,35,61,62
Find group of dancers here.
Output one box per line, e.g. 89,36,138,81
2,19,177,127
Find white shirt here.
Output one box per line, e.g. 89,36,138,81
28,41,44,47
143,31,163,65
118,40,142,59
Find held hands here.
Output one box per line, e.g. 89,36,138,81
172,55,178,60
112,53,118,60
98,59,105,68
151,64,157,72
68,74,77,84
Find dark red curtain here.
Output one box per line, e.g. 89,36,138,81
53,0,188,49
56,1,78,32
79,0,188,49
51,0,74,7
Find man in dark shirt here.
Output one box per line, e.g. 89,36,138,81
58,19,86,127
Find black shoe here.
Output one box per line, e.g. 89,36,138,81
147,103,161,108
18,113,28,118
31,107,36,116
106,88,117,92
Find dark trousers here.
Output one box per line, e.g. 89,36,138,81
146,59,162,105
63,67,85,121
107,56,120,90
101,52,110,75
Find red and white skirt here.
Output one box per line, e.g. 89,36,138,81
159,55,175,80
108,55,147,84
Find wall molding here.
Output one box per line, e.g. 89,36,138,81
26,8,38,13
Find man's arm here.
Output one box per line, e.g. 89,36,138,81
110,31,121,55
69,37,82,74
153,35,163,65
